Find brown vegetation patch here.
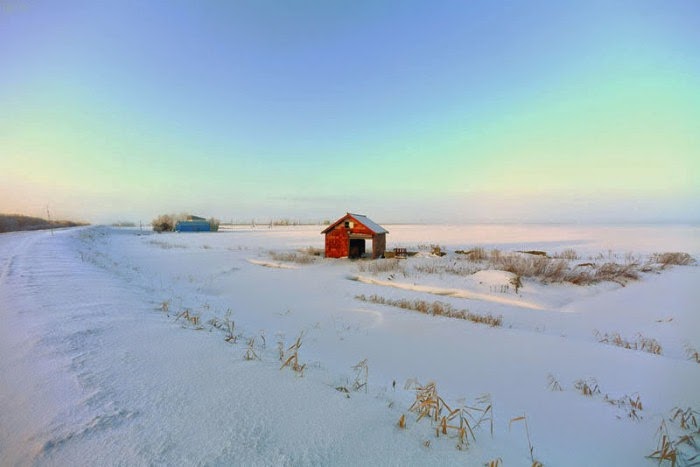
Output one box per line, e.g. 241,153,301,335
356,294,502,327
594,330,663,355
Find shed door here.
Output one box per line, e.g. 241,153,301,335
349,239,365,259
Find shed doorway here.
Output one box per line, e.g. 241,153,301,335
349,239,366,259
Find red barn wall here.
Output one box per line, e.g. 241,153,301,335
325,227,349,258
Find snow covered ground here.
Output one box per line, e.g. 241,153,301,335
1,224,699,466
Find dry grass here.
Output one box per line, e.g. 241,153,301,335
647,407,700,466
243,337,260,360
403,380,492,451
651,252,696,267
554,249,579,260
604,393,644,420
547,374,563,391
647,415,700,466
684,344,700,364
207,310,238,343
175,309,201,327
352,358,369,393
280,332,306,376
647,424,678,467
447,247,694,286
431,245,446,257
398,414,406,429
455,247,488,261
593,262,640,284
356,294,502,327
671,407,698,432
149,240,187,249
223,311,236,343
574,378,601,397
516,250,548,257
594,330,663,355
413,260,481,277
357,259,405,274
509,414,542,466
269,250,317,264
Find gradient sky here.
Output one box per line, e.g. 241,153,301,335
1,0,698,224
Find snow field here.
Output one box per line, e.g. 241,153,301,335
1,224,699,466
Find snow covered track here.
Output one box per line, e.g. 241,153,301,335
1,225,699,466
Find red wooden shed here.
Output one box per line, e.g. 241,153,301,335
322,213,388,259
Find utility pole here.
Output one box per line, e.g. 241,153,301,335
46,205,54,236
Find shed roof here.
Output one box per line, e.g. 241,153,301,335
322,213,388,235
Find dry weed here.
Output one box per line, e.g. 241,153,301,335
554,249,579,260
431,245,446,257
455,247,488,261
403,380,492,451
594,330,663,355
604,393,644,420
357,259,405,274
509,414,542,466
356,294,502,327
280,332,306,376
671,407,699,432
243,337,260,361
574,378,601,396
547,374,563,391
647,407,700,465
449,247,691,286
269,250,316,264
223,311,236,343
175,309,201,327
651,252,695,267
352,358,369,393
684,344,700,364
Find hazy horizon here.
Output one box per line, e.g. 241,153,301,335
1,1,698,225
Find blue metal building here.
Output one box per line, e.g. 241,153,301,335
175,215,212,232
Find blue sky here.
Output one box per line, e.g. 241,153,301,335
1,0,698,223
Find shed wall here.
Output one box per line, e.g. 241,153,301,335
372,233,386,259
325,228,349,258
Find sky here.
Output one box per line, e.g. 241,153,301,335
0,0,698,224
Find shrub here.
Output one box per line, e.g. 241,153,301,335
555,249,579,260
152,214,176,232
455,247,487,262
651,252,695,267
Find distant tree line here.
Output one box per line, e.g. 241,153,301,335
0,214,87,233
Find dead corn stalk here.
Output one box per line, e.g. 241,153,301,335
280,332,306,376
